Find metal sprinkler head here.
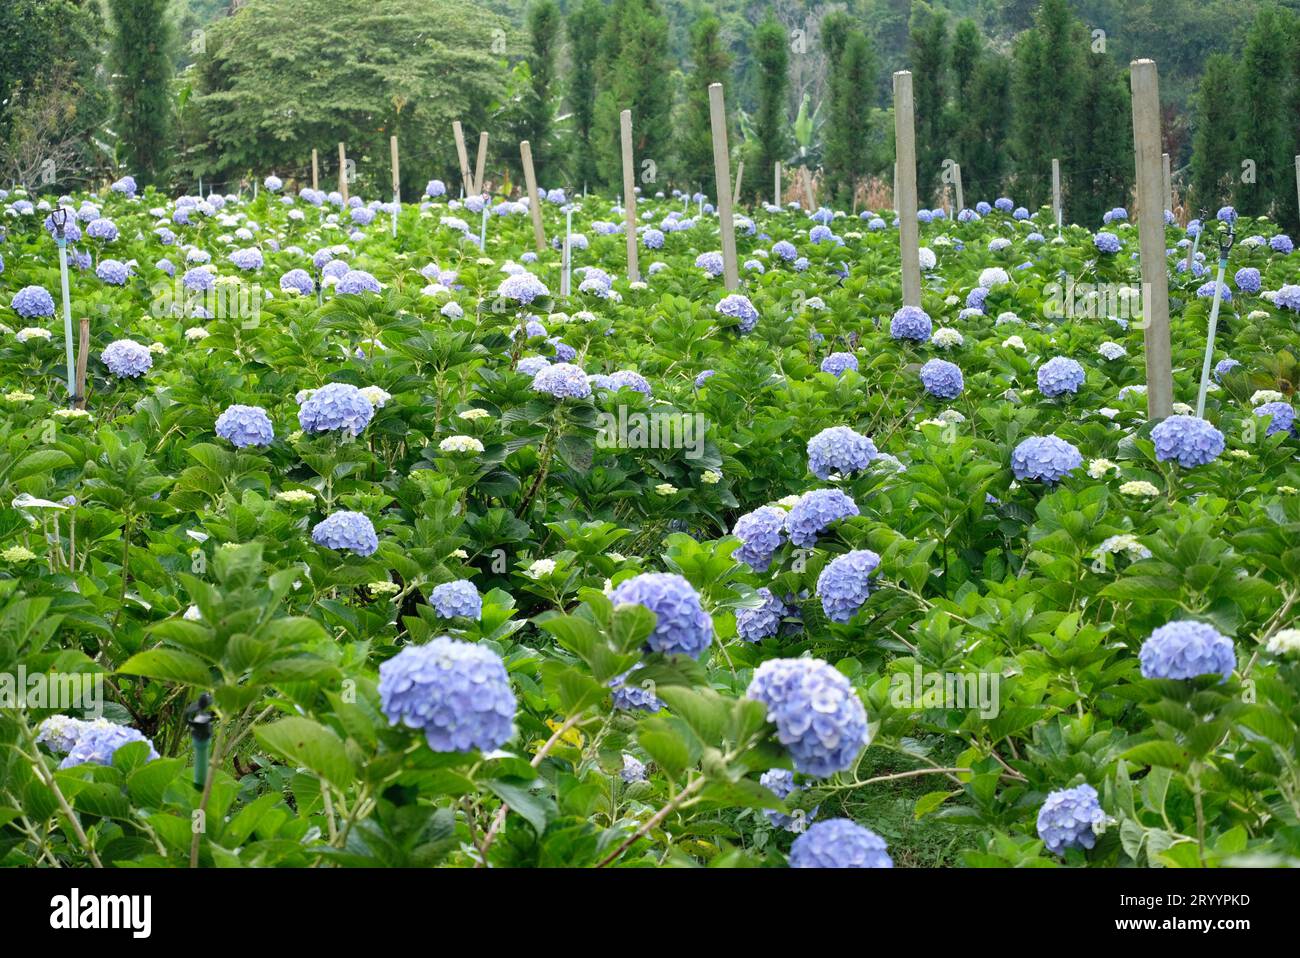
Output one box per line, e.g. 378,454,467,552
50,206,67,239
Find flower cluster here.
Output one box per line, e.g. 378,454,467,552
430,579,482,619
746,657,869,776
609,572,713,658
101,339,153,379
1037,784,1105,855
919,358,964,400
806,426,877,480
1139,620,1236,681
298,382,374,436
1151,415,1224,468
1011,435,1082,483
785,489,859,548
788,819,892,868
311,511,379,557
816,549,881,623
215,404,274,448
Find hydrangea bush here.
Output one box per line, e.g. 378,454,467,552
1,175,1298,872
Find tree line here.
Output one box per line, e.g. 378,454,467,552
2,0,1299,230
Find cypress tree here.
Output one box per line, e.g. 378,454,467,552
1235,7,1286,218
108,0,174,186
566,0,604,192
751,14,789,200
909,7,949,202
679,15,733,195
1070,49,1132,227
823,29,877,207
592,0,673,190
1010,0,1083,208
524,0,561,184
1189,54,1238,216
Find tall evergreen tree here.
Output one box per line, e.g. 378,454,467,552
909,7,949,202
679,16,733,195
949,18,980,101
1069,49,1132,227
523,0,561,184
108,0,175,186
1235,7,1286,218
751,13,789,201
566,0,604,192
592,0,673,190
1010,0,1084,208
947,25,1009,206
1189,54,1239,216
823,29,877,207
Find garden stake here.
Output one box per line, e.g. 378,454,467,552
562,206,573,299
186,693,214,791
1195,221,1234,419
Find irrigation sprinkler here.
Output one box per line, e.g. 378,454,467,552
51,208,77,402
186,693,214,791
1195,221,1235,419
479,202,489,251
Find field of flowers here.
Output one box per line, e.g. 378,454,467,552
1,175,1298,869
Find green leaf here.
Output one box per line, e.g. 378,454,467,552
255,717,355,788
117,647,214,686
914,789,957,820
127,758,184,808
1121,740,1190,771
484,777,553,836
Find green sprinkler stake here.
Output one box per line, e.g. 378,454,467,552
186,693,214,791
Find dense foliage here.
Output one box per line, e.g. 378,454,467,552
1,171,1299,868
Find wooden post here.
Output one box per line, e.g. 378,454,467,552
519,140,546,253
474,131,489,196
453,121,473,196
1052,158,1062,229
708,84,739,291
561,207,573,298
390,135,401,237
1162,152,1172,213
74,318,89,409
894,70,921,309
774,161,782,206
620,109,639,282
1130,59,1173,421
802,166,815,210
732,160,744,208
311,149,319,192
337,142,349,203
953,162,964,213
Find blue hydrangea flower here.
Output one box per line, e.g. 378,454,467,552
820,352,858,377
772,240,798,261
532,362,592,399
789,819,891,867
101,339,152,378
112,175,138,197
1139,620,1235,681
816,550,881,623
760,768,817,832
890,305,932,342
1196,280,1231,300
1254,401,1296,437
430,579,482,619
920,358,964,400
609,663,664,712
215,404,274,448
609,572,712,659
746,658,869,777
606,370,651,395
280,268,315,294
59,723,159,769
643,228,664,249
182,266,215,292
716,293,759,332
965,286,989,311
732,506,788,572
1270,234,1293,253
1037,784,1105,855
1217,206,1237,223
86,217,118,242
695,251,724,276
1094,232,1121,254
736,588,786,643
517,356,551,376
994,196,1014,212
1037,356,1086,397
1011,435,1082,483
806,426,876,480
229,247,263,271
786,489,859,548
1151,414,1224,468
10,285,55,318
378,636,515,752
311,511,379,557
694,369,716,388
425,179,446,198
95,259,129,285
1234,267,1261,293
337,269,381,295
1277,285,1300,311
298,382,374,436
1213,358,1240,380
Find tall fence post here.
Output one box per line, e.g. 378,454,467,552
337,142,349,203
708,83,739,291
894,70,921,309
953,162,964,213
620,109,639,282
390,135,401,238
311,149,319,192
774,161,782,207
519,140,546,253
1130,59,1174,421
474,131,489,196
732,160,744,208
453,121,473,197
